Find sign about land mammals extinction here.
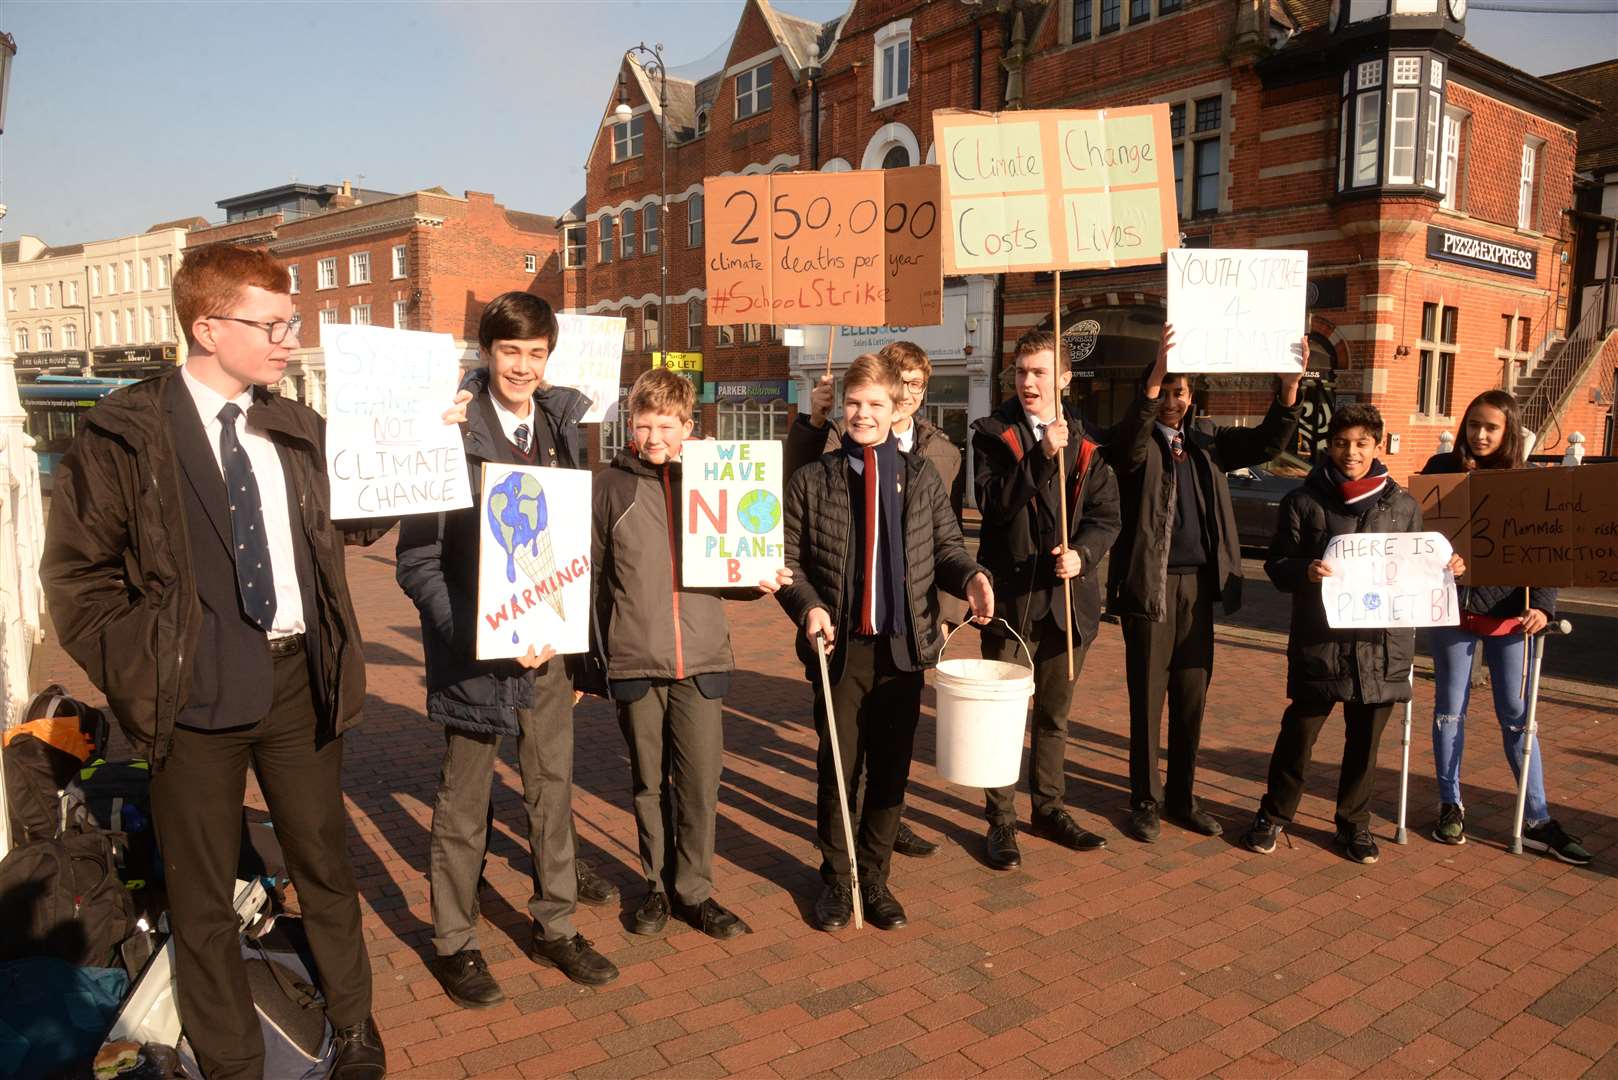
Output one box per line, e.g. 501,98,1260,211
324,324,471,519
1321,531,1459,629
545,313,626,424
1167,248,1308,373
1410,463,1618,588
932,106,1178,275
476,464,592,659
680,441,785,589
703,166,942,327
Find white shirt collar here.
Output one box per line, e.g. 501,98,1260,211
490,394,535,444
1023,407,1056,434
894,423,916,453
181,363,253,426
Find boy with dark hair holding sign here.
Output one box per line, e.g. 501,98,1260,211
777,352,994,931
1244,404,1463,863
590,367,790,941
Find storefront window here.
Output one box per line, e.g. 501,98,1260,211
718,397,789,440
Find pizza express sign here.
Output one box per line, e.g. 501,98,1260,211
1426,227,1537,280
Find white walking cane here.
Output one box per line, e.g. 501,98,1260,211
1395,666,1414,845
815,631,863,929
1509,619,1571,855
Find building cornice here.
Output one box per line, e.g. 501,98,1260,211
271,215,445,253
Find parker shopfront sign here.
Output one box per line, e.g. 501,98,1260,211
1426,227,1536,280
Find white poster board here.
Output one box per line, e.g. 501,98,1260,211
1321,531,1459,629
680,441,786,589
1166,248,1308,373
545,313,625,424
476,464,593,659
324,324,471,518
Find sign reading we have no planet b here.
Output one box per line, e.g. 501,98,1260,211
681,441,785,589
703,166,942,327
932,106,1179,274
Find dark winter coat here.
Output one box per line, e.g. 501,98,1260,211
970,399,1122,645
1264,466,1422,706
41,370,376,770
395,371,590,735
775,447,987,680
1104,391,1302,621
591,449,765,687
1419,451,1557,618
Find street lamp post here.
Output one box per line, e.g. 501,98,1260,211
613,43,668,368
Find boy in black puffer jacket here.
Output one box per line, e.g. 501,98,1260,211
1244,404,1464,864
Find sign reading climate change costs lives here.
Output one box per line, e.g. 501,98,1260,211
324,324,471,518
681,441,785,589
704,166,942,327
544,313,626,424
1167,248,1308,373
932,106,1178,275
476,465,592,660
1321,532,1459,630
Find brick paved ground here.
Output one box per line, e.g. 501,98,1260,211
34,538,1618,1079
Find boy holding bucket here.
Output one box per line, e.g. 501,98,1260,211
971,329,1122,871
776,352,994,931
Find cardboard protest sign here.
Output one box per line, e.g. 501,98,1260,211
1166,248,1308,373
932,106,1178,275
703,166,942,327
681,441,785,589
476,464,592,659
545,313,625,423
1412,464,1618,587
1321,531,1458,629
323,324,471,519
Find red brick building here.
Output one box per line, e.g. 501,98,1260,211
188,182,561,412
580,0,1605,481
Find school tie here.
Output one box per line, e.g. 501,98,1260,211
1170,430,1186,461
514,423,531,454
217,403,276,631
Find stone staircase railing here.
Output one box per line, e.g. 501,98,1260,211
1516,283,1617,447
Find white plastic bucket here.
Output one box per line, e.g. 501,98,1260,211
933,620,1035,789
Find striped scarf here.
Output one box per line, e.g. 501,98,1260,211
841,433,906,637
1326,458,1390,506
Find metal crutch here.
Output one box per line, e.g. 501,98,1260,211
1395,666,1415,845
815,632,863,929
1510,619,1571,855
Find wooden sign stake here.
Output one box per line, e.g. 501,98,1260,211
1054,270,1075,679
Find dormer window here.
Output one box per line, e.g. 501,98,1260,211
696,109,709,137
1338,50,1447,197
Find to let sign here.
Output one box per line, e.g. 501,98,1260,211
932,106,1178,275
703,166,942,327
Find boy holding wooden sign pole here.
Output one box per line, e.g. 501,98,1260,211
777,353,994,931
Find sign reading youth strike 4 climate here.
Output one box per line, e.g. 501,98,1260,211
1320,532,1459,629
1167,248,1309,373
476,464,593,660
704,166,942,327
681,441,785,589
932,106,1179,274
324,324,472,518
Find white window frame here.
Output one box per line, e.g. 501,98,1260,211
349,251,371,285
612,115,644,162
599,216,615,263
317,257,337,290
1353,91,1382,187
1439,106,1467,210
622,208,639,258
645,203,660,254
524,253,538,273
393,299,409,329
122,262,133,291
64,322,78,349
288,265,300,294
391,245,407,279
123,309,134,341
1417,301,1458,418
39,325,52,350
349,304,371,326
1422,90,1442,187
317,307,338,343
874,21,912,108
107,265,117,293
140,259,152,290
27,286,36,309
564,224,586,268
42,284,53,308
687,298,703,350
644,303,660,351
5,287,13,310
718,398,790,440
67,282,79,305
157,256,171,288
1163,87,1230,219
687,193,704,248
14,327,26,351
1386,87,1419,185
142,308,153,342
735,62,772,119
1518,138,1542,232
159,306,172,341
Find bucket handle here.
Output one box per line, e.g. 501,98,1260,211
938,618,1035,673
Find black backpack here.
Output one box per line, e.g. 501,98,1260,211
2,684,109,846
61,758,161,889
0,831,135,968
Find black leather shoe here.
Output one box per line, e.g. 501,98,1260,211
633,891,670,936
1032,810,1108,852
576,859,619,907
893,821,940,858
1127,802,1161,843
813,882,853,931
677,897,752,940
1165,800,1223,837
529,932,620,986
860,883,907,930
985,823,1022,870
429,948,505,1009
330,1016,386,1080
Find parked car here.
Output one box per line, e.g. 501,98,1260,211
1227,455,1309,550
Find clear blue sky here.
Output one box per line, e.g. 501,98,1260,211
1,0,1611,244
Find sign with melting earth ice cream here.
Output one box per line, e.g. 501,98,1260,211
476,464,592,659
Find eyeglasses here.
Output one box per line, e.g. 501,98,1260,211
900,377,927,394
207,314,302,344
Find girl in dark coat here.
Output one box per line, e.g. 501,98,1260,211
1419,390,1591,865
